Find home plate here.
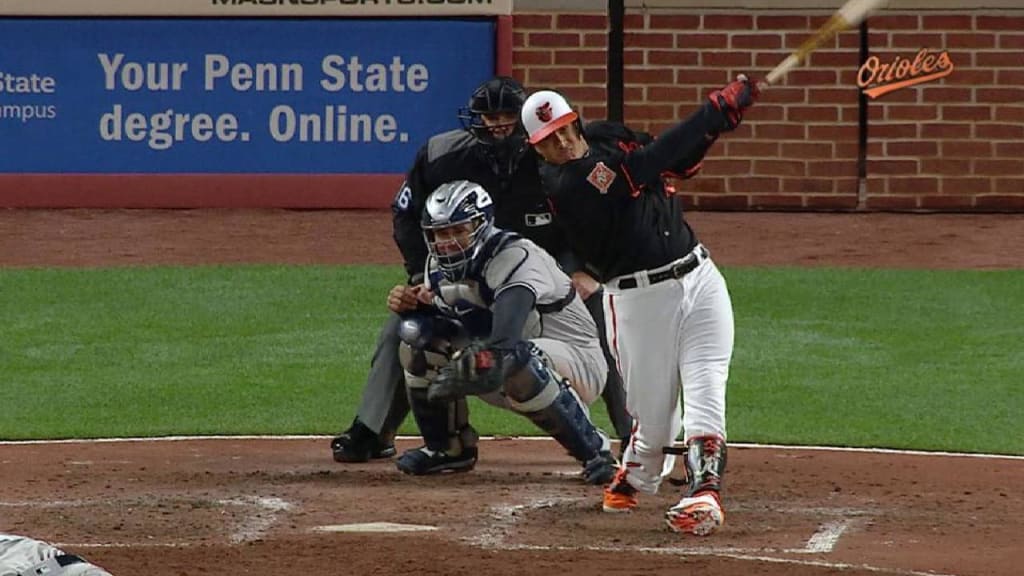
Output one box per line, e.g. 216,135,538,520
313,522,438,533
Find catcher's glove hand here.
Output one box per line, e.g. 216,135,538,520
427,341,506,404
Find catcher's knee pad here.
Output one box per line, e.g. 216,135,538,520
680,435,727,496
501,341,558,405
398,344,449,390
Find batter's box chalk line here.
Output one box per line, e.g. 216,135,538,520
465,496,958,576
217,495,292,544
1,494,292,548
463,496,581,548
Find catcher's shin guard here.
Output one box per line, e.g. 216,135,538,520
400,375,478,474
504,344,614,484
397,318,477,462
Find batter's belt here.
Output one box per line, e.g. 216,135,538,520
610,244,709,290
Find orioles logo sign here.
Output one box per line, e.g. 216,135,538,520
857,48,954,99
535,102,553,122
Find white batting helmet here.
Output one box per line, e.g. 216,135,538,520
521,90,579,144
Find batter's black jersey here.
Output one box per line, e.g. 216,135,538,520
539,101,723,282
392,129,569,281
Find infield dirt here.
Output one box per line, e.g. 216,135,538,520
2,209,1022,576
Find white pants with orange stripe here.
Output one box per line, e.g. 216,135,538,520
602,248,734,494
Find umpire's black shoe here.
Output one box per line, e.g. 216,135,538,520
331,419,397,463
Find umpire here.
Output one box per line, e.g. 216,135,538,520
331,76,632,465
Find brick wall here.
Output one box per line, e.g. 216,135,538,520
512,10,1024,211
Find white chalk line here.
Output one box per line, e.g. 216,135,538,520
491,543,959,576
217,496,292,544
467,496,959,576
1,435,1020,461
463,497,579,548
797,519,854,554
4,494,291,547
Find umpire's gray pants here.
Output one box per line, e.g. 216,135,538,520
355,312,409,436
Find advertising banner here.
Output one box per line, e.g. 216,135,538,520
0,18,495,174
0,0,512,17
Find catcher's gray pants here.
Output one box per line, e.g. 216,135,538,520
353,312,409,438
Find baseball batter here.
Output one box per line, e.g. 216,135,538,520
521,76,759,535
1,534,112,576
388,180,617,485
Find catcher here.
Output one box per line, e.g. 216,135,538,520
388,179,617,485
1,533,113,576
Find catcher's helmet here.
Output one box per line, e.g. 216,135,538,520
421,180,496,281
458,76,527,148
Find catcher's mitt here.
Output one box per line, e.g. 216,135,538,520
427,340,507,403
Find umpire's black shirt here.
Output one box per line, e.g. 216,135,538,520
392,129,571,281
539,101,724,283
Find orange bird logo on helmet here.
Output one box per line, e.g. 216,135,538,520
536,102,553,123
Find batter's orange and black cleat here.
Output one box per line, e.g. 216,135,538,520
602,467,638,513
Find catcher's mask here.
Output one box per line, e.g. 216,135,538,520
421,180,495,281
458,76,527,151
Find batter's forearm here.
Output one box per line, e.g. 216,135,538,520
627,101,722,182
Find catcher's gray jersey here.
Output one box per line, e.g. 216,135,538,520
425,231,607,403
1,534,113,576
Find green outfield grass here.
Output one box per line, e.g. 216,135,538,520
1,264,1020,455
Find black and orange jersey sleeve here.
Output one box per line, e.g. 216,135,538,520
619,100,722,185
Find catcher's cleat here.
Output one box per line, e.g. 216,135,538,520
665,491,724,536
395,445,478,475
330,419,396,463
582,451,618,486
602,467,638,513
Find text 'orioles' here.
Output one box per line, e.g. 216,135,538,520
857,48,954,98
